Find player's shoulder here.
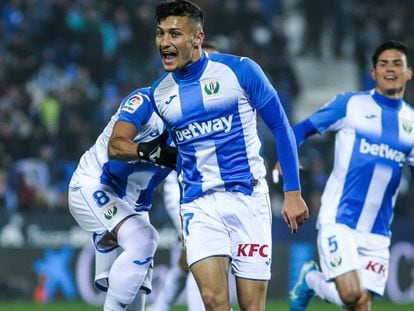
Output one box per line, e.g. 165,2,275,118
150,72,172,92
402,99,414,112
207,52,256,70
330,90,368,105
337,90,367,99
120,87,152,114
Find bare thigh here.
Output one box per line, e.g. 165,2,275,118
190,256,231,311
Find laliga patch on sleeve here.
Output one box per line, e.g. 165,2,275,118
122,94,144,113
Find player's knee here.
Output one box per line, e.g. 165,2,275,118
338,287,363,308
199,288,228,309
117,217,159,253
137,224,159,253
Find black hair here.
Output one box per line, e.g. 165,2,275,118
155,0,204,27
372,40,409,67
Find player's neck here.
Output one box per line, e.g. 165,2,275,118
174,52,207,81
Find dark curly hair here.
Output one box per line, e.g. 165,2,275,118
155,0,204,28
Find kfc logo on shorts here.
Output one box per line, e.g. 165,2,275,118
365,260,387,276
237,243,269,257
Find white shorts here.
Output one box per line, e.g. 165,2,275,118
68,176,143,234
181,191,272,280
317,223,390,296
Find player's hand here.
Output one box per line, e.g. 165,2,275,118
281,190,309,234
137,131,178,170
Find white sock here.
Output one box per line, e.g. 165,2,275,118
104,217,159,311
306,270,344,307
153,265,187,310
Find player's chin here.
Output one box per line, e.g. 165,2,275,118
162,62,178,72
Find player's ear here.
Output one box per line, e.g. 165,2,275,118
370,68,377,82
406,66,413,81
193,31,204,48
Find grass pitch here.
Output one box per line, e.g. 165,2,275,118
0,299,412,310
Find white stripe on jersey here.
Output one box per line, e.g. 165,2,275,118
357,164,391,232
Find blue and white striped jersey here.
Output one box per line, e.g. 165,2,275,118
71,87,171,211
308,89,414,237
150,52,300,203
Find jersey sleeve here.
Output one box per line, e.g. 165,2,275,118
308,92,352,133
118,90,153,131
258,100,301,191
235,57,301,191
236,57,278,110
292,119,318,147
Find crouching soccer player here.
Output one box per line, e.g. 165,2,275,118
68,87,177,311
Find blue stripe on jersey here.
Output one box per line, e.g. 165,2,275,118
180,149,203,201
336,134,377,228
101,160,135,197
100,160,169,207
178,78,205,124
371,108,400,235
135,168,171,211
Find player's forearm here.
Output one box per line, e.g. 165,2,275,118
274,126,301,191
256,99,301,191
108,137,139,161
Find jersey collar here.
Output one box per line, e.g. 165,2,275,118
372,89,403,109
173,52,208,81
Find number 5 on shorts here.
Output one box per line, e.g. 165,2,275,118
327,235,338,253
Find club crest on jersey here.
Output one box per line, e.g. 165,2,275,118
103,204,118,220
329,254,343,268
202,79,220,96
122,94,144,113
401,118,413,133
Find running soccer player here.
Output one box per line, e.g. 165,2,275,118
68,87,177,311
289,40,414,311
148,41,219,311
150,1,309,310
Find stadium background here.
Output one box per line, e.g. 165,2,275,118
0,0,413,308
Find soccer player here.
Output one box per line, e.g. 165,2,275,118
68,87,177,311
289,40,414,311
148,41,219,311
150,1,309,310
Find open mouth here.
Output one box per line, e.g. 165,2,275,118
384,74,397,81
162,51,178,65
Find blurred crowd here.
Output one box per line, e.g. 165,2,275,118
0,0,413,220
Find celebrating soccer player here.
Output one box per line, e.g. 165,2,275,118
289,40,414,311
149,1,309,310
